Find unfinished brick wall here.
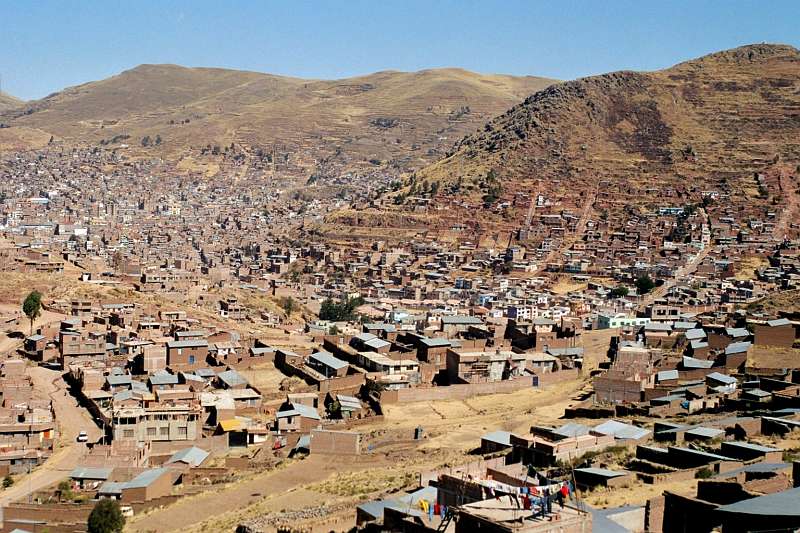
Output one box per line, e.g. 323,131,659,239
645,495,664,532
309,429,361,455
754,324,795,347
381,376,536,404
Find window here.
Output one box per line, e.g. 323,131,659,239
147,427,156,437
123,429,134,438
177,427,187,437
188,355,195,364
160,427,169,436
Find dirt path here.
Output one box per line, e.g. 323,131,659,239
638,243,714,310
773,169,799,240
126,454,374,532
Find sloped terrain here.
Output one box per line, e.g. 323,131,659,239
0,65,555,173
420,43,800,205
0,91,22,112
323,44,800,240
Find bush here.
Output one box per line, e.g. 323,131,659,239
2,475,13,488
610,286,629,298
695,467,713,479
319,296,364,321
87,499,125,533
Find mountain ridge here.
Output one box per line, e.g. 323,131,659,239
320,43,800,243
0,64,557,178
0,91,22,112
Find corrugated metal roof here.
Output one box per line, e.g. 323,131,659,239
574,467,628,478
69,466,112,480
166,446,210,467
682,356,714,369
725,341,751,355
481,430,513,446
717,486,800,516
218,369,248,387
218,419,241,432
706,372,737,385
309,351,349,370
657,370,679,381
766,318,792,327
594,420,651,441
684,427,724,439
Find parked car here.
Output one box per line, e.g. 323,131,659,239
76,430,88,442
120,505,134,518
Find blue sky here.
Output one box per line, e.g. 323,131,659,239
2,0,799,100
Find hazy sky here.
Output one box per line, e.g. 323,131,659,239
2,0,799,100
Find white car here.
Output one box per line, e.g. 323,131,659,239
120,505,134,517
76,430,88,442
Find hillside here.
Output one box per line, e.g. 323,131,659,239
0,92,22,112
0,65,555,173
324,44,800,240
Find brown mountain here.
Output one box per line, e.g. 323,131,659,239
0,64,555,172
419,43,800,199
323,44,800,241
0,92,22,112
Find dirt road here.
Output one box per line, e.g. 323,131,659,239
127,330,614,532
637,244,714,311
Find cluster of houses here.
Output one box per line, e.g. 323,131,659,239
0,359,55,477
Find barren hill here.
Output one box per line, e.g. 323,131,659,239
0,92,22,112
325,44,800,240
419,44,800,191
0,64,555,172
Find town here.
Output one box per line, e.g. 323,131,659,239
0,122,797,533
1,5,800,532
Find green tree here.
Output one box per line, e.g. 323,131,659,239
22,291,42,336
609,286,629,299
635,275,656,295
2,475,13,488
87,499,125,533
318,296,364,321
141,135,151,147
57,479,74,502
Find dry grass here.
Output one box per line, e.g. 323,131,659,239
734,255,769,281
5,65,555,172
747,345,800,369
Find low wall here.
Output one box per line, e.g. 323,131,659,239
381,376,537,404
309,429,361,455
3,501,94,527
419,456,508,486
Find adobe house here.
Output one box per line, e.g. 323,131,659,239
753,318,796,348
97,467,176,503
166,339,209,370
275,403,321,433
23,334,47,361
415,336,452,368
306,351,349,378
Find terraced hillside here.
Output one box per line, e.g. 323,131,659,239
323,44,800,242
